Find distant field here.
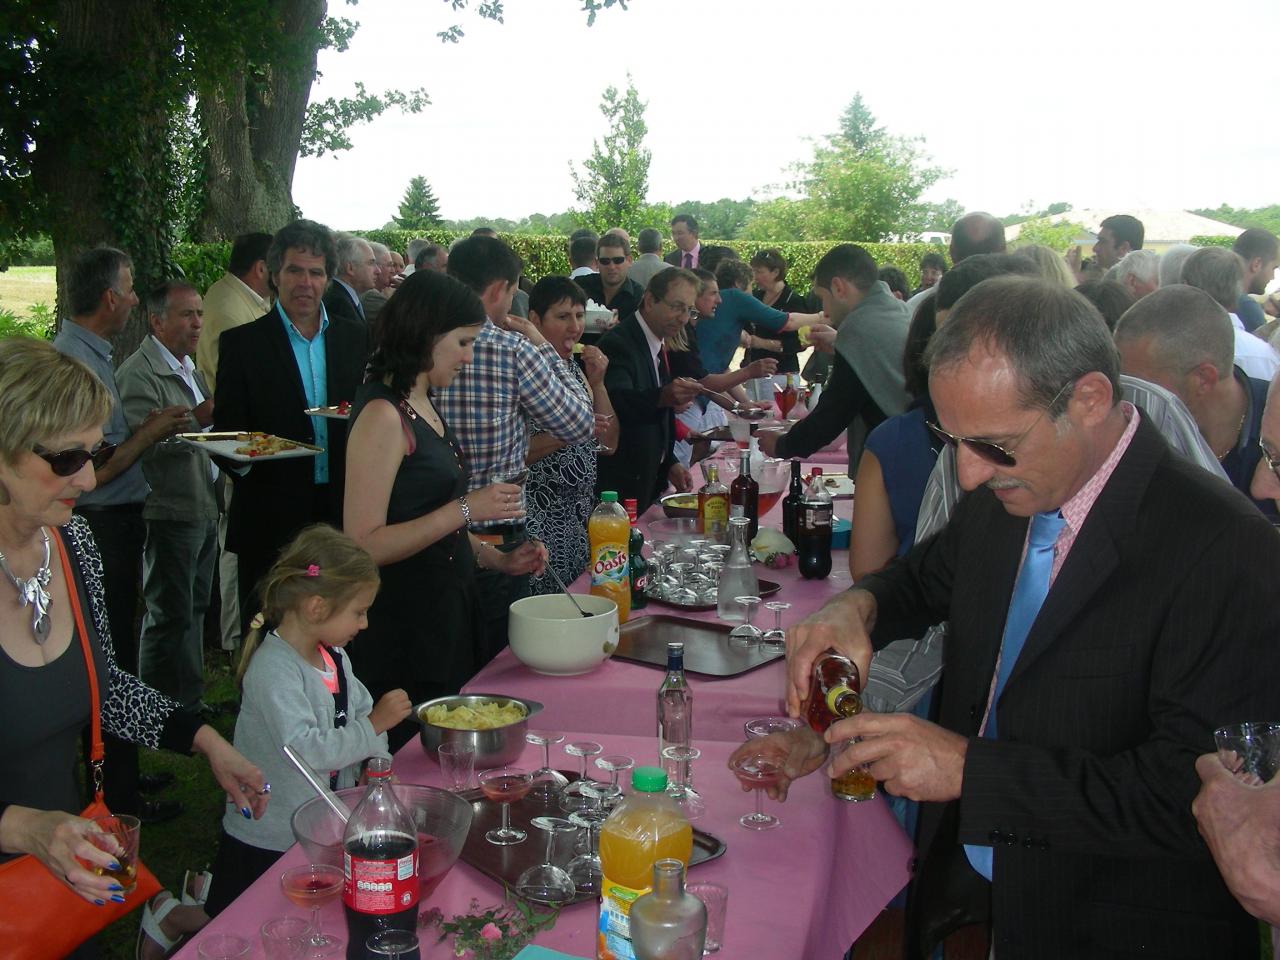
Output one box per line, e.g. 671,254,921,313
0,265,56,317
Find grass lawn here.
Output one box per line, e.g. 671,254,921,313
0,265,56,317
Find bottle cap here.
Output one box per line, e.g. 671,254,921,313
811,467,823,476
601,491,618,503
631,766,668,792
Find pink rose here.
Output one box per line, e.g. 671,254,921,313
479,922,502,941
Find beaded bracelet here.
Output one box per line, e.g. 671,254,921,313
458,495,472,528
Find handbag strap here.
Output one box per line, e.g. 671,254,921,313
51,527,104,800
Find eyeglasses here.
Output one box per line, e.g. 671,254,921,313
1259,439,1280,483
925,381,1073,468
33,443,117,477
660,300,693,316
599,256,627,266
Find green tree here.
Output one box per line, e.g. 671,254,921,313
571,76,653,235
1001,201,1073,227
1191,204,1280,236
741,94,946,242
922,199,966,233
394,176,444,230
665,198,758,240
1010,217,1089,253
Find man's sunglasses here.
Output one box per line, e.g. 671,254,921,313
33,443,118,477
925,381,1073,468
599,256,627,265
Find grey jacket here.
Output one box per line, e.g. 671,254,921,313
116,336,220,523
225,633,389,851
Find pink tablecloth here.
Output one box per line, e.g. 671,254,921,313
175,733,912,960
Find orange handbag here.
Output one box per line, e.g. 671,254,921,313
0,528,162,959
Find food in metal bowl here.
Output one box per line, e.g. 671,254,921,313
415,693,543,768
660,493,699,519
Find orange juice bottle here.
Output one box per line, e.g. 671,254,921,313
589,491,631,622
597,767,694,960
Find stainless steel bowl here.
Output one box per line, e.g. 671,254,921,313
414,693,544,769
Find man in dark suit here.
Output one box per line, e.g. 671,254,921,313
664,213,701,269
215,219,368,624
758,276,1280,958
596,268,701,513
321,233,377,326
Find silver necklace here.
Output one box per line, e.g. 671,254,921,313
0,528,53,643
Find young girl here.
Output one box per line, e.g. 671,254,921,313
203,524,412,918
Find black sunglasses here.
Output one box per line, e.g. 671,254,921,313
33,443,118,477
598,256,627,265
925,381,1073,468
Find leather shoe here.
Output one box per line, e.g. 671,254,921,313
139,798,184,824
138,771,175,794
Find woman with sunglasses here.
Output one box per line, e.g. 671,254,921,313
0,338,267,956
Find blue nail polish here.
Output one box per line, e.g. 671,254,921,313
241,806,252,818
111,894,125,903
108,862,121,872
94,899,105,906
108,883,123,892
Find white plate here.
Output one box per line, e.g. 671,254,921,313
817,475,855,499
304,406,350,420
175,433,322,463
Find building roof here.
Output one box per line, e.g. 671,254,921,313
1006,208,1243,246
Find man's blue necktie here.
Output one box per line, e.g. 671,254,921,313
965,509,1066,881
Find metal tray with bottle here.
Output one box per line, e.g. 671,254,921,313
614,615,784,677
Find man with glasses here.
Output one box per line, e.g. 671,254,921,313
53,247,192,823
596,269,702,512
763,276,1280,957
576,234,645,326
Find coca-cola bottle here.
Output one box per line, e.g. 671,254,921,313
797,470,832,580
342,758,420,959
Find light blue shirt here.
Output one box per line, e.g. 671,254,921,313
52,319,151,506
277,303,330,484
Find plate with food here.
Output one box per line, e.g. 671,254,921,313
175,431,323,462
814,473,855,499
304,401,351,420
659,492,699,518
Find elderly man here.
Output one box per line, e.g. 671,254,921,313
664,214,701,269
54,247,191,821
628,227,670,289
360,241,394,324
1111,248,1160,301
214,220,368,624
905,212,1006,315
1193,372,1280,930
322,233,378,324
596,268,701,512
1233,228,1279,332
1092,213,1145,270
197,232,272,395
413,242,447,274
759,244,910,470
761,275,1280,958
403,237,430,277
576,234,645,321
1181,246,1280,381
117,281,220,712
1114,284,1275,518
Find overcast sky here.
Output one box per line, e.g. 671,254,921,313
292,0,1279,232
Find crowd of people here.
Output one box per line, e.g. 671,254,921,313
4,207,1280,957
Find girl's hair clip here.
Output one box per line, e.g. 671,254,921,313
305,564,321,577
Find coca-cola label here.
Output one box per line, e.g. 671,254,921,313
804,504,832,527
343,847,419,915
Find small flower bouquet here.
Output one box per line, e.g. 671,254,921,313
421,893,560,960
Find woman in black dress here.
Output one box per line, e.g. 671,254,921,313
745,248,807,399
344,272,546,750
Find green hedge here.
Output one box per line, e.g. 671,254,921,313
1190,235,1236,248
173,232,950,295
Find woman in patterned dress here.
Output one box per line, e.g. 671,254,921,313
0,338,266,953
525,276,619,594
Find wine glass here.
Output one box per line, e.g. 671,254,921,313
728,596,763,645
525,730,569,803
593,754,635,810
730,754,782,830
567,783,608,895
280,863,344,956
661,744,706,821
516,817,577,904
592,413,615,453
761,601,791,650
366,930,419,959
479,766,533,845
560,740,604,813
744,716,803,739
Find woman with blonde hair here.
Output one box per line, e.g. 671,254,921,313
1014,243,1077,287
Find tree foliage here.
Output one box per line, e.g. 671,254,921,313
664,199,758,241
1010,217,1089,253
1000,201,1073,226
921,199,965,233
741,94,946,243
571,76,657,235
394,176,444,230
1191,204,1280,237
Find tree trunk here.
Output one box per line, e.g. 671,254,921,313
196,0,326,240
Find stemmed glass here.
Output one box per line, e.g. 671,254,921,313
516,817,577,904
728,596,763,645
661,744,706,821
525,730,570,803
666,563,698,606
592,413,615,453
560,740,603,813
279,863,344,957
761,601,791,650
594,754,635,810
479,766,533,845
567,784,608,895
729,754,782,830
745,716,803,740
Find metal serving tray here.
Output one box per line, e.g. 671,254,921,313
614,615,784,678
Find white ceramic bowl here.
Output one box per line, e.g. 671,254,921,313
508,593,620,676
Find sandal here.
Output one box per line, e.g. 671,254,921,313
181,868,213,907
136,892,183,960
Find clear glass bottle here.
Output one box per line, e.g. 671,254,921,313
629,859,707,960
657,642,691,769
715,517,759,621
